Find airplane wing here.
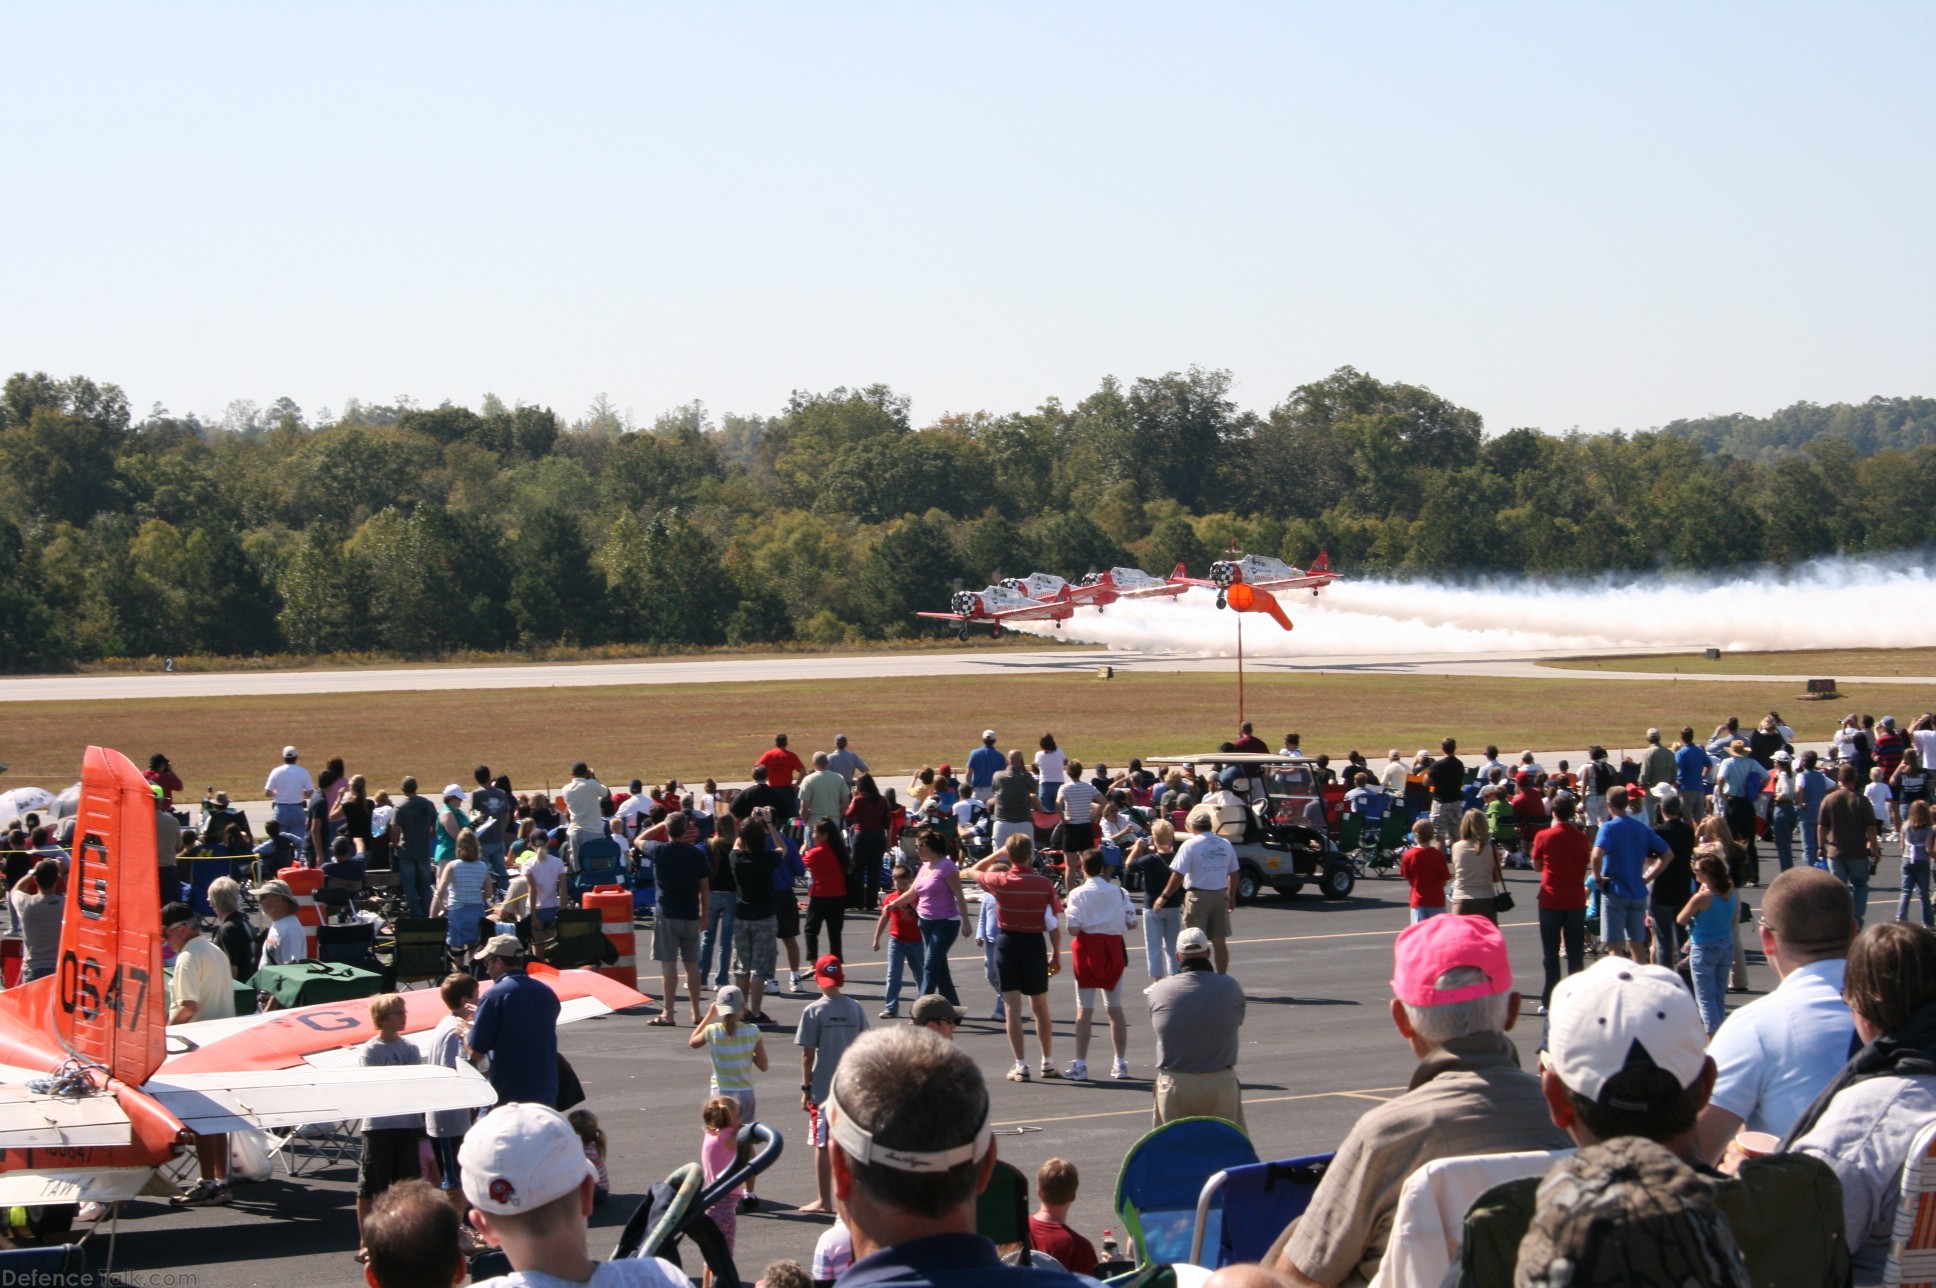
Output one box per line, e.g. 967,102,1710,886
0,1166,156,1208
161,964,649,1076
145,1062,496,1134
0,1067,135,1149
914,611,972,623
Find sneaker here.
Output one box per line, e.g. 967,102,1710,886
171,1180,231,1207
788,970,803,994
878,1006,898,1019
1064,1060,1089,1081
1039,1060,1063,1080
1006,1062,1031,1083
1111,1058,1131,1080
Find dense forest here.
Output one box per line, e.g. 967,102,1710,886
2,366,1932,671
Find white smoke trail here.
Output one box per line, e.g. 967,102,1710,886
1011,553,1936,656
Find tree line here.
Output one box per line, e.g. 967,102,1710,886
2,366,1932,671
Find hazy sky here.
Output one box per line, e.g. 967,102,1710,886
6,4,1931,435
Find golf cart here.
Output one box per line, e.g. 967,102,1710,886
1143,754,1357,902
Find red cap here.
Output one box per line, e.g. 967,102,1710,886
814,954,844,987
1391,916,1513,1006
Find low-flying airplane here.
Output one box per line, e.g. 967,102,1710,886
1072,563,1193,610
917,581,1077,640
0,745,650,1208
1182,550,1336,609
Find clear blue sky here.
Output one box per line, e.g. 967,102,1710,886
6,3,1931,435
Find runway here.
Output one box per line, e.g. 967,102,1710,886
7,645,1932,702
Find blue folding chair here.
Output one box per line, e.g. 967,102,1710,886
1190,1152,1335,1267
1114,1117,1259,1267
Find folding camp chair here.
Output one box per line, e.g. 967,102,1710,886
387,916,451,988
570,837,626,899
548,908,611,971
610,1120,785,1285
316,920,385,979
977,1160,1038,1264
1114,1117,1259,1267
1190,1153,1334,1268
1885,1114,1936,1286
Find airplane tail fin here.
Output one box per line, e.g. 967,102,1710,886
49,747,167,1087
1309,551,1331,576
1169,561,1189,581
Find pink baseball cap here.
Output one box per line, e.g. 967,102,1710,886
1391,915,1513,1006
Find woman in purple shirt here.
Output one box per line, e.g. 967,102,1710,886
882,827,969,1007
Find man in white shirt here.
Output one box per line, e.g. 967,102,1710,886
614,779,655,840
252,879,310,968
1695,867,1859,1164
560,762,607,869
262,746,313,845
1151,814,1241,973
1380,749,1410,797
164,901,239,1207
1061,852,1139,1080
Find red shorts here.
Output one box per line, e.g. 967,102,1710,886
1072,933,1127,991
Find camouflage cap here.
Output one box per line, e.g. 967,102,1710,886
1514,1137,1752,1288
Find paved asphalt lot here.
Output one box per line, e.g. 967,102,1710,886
108,865,1779,1287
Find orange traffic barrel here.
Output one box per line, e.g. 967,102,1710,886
278,864,324,961
583,885,638,991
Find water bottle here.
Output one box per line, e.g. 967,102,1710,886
1101,1229,1118,1261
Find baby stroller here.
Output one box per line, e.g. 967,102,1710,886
610,1121,784,1281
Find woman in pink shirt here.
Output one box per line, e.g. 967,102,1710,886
882,827,968,1007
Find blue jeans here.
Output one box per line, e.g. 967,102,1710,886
274,803,307,845
981,937,1005,1019
1410,906,1445,924
1801,813,1821,867
1143,906,1181,979
918,916,961,1006
1604,894,1649,948
398,854,434,919
1041,782,1061,808
1771,802,1797,871
1649,902,1684,970
1689,939,1731,1033
1900,861,1933,927
883,936,915,1012
700,891,737,984
1539,907,1586,1005
1831,858,1872,925
446,903,485,949
480,841,509,891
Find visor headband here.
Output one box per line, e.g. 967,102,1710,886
825,1086,992,1173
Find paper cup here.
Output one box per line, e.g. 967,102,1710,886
1734,1130,1780,1158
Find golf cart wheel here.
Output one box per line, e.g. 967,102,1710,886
1235,867,1261,903
1319,864,1355,901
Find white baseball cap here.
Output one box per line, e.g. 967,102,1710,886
460,1102,596,1214
282,746,299,760
1546,959,1707,1107
982,729,997,742
1177,927,1212,957
442,783,467,802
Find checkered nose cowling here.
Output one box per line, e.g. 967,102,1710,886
1210,561,1239,589
953,590,979,616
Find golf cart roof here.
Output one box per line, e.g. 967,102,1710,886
1142,753,1299,767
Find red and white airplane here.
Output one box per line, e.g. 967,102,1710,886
0,746,650,1208
1072,563,1193,611
1181,550,1337,609
917,581,1078,640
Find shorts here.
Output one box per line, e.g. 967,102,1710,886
1153,1068,1245,1132
1183,889,1231,940
994,931,1049,997
1604,894,1649,946
533,906,559,930
733,916,778,980
358,1127,423,1198
1075,982,1123,1009
653,916,702,964
774,894,800,939
807,1099,828,1147
711,1085,757,1126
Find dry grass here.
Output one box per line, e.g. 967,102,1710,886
1539,648,1936,677
0,671,1889,796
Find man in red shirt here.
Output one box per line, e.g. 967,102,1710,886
965,836,1064,1083
145,753,184,810
756,733,807,823
1028,1157,1099,1277
1399,819,1450,922
1231,722,1269,755
1531,795,1592,1012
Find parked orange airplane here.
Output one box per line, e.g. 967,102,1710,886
0,746,649,1207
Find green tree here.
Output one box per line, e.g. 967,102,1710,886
182,521,282,655
510,507,605,646
277,526,358,653
857,516,967,637
0,517,65,670
0,373,133,525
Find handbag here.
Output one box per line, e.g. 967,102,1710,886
1494,885,1516,914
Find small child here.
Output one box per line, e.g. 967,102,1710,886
424,973,480,1232
1399,819,1450,923
1028,1157,1098,1277
1900,800,1934,928
700,1096,742,1287
356,993,424,1262
975,859,1006,1022
1484,787,1519,865
1868,766,1900,839
568,1108,610,1204
812,1218,855,1284
757,1260,811,1288
871,864,923,1018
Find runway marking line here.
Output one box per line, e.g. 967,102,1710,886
994,1084,1410,1128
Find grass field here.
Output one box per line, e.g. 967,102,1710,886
1539,648,1936,676
0,670,1898,797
